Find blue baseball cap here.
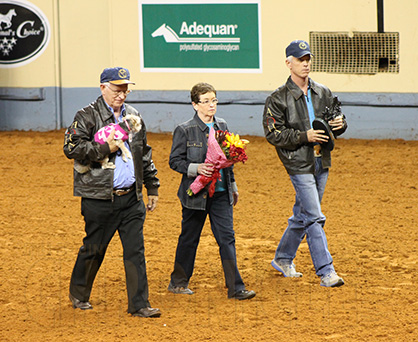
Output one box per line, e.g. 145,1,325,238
100,67,135,85
285,40,313,58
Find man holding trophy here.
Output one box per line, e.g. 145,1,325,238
262,40,348,287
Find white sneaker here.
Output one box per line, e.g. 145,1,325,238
167,282,194,295
320,271,345,287
271,259,303,278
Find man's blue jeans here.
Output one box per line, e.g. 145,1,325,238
274,157,335,276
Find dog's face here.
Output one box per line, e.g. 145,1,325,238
125,114,142,133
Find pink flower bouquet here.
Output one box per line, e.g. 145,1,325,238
187,127,249,197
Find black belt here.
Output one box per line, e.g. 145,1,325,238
113,185,135,196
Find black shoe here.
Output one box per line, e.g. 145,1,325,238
132,307,161,318
69,293,93,310
229,290,256,300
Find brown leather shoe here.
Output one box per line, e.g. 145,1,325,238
69,293,93,310
132,307,161,318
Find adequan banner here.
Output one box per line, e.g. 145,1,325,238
138,0,262,73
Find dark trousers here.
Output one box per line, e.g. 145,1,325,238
69,191,150,313
170,191,245,297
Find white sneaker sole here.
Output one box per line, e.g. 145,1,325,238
320,278,345,287
271,260,303,278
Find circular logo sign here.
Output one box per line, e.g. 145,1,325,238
0,0,50,68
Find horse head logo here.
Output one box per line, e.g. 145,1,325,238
151,24,180,43
0,9,17,30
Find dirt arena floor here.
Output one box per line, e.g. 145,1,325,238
0,129,417,341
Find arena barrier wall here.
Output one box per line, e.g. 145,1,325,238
1,87,417,140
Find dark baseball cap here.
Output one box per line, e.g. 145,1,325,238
100,67,135,85
285,40,313,58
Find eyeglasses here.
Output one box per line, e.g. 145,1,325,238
105,84,131,97
199,98,218,106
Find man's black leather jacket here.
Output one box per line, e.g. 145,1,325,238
262,76,347,175
169,113,237,210
63,96,159,200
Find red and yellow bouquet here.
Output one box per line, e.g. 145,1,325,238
187,127,249,197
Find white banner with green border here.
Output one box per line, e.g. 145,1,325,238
138,0,262,73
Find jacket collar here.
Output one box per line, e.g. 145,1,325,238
193,112,220,131
286,76,317,100
96,96,115,122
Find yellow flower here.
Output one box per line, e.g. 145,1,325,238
225,132,249,149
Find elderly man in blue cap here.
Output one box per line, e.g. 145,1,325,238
262,40,348,287
64,67,161,317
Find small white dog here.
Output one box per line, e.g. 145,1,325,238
74,114,142,174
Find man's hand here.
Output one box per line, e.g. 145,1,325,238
233,191,239,206
106,128,119,153
307,128,329,143
329,115,345,131
147,195,158,212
